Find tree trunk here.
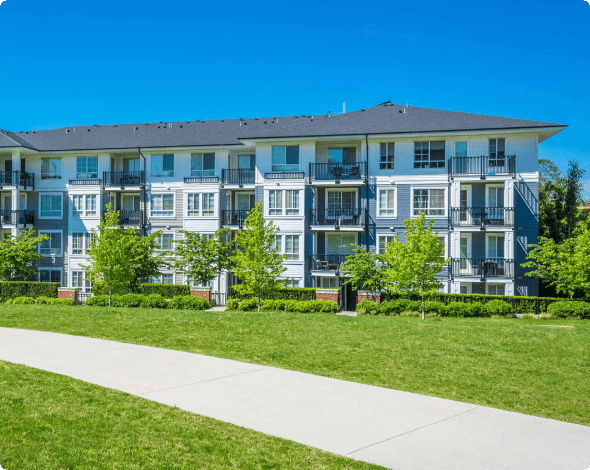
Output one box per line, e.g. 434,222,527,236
421,297,425,320
109,285,112,308
257,294,261,312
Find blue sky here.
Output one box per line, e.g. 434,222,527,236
1,0,589,196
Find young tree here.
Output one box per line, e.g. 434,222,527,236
231,202,286,312
128,229,166,290
172,228,230,288
341,244,388,299
0,228,49,280
381,214,448,320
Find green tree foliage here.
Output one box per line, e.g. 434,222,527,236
172,228,230,287
341,245,387,298
230,202,286,312
0,228,49,280
523,219,590,298
380,214,449,319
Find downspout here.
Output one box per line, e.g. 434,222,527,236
138,148,147,237
365,134,370,252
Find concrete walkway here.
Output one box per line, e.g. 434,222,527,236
1,327,588,470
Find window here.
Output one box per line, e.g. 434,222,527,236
39,194,63,218
150,194,174,217
151,154,174,177
191,153,215,177
272,235,282,252
149,273,174,284
269,190,283,215
238,155,255,170
39,231,62,256
285,235,300,260
72,195,83,216
327,234,356,254
86,233,96,251
271,146,299,172
72,194,97,217
488,186,504,208
72,233,85,255
487,235,505,259
380,143,395,169
328,148,356,164
460,283,472,295
39,268,61,284
438,236,446,258
319,277,337,288
202,193,215,216
414,141,445,169
187,193,200,216
413,189,445,216
71,271,84,288
86,195,97,216
285,190,300,215
378,189,396,217
487,284,505,296
284,279,300,288
378,235,395,254
41,157,62,179
489,138,505,166
76,156,98,179
236,194,255,211
155,233,174,251
327,191,355,210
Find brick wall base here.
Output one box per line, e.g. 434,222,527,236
190,288,210,302
358,291,381,304
316,289,339,303
58,288,78,304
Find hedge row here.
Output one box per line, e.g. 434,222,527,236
228,286,316,301
0,282,59,300
357,299,515,317
226,298,339,313
547,301,590,319
5,296,74,306
86,294,209,310
381,292,589,314
92,282,191,298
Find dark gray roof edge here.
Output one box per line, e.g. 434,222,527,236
0,130,39,151
239,124,568,140
11,142,248,153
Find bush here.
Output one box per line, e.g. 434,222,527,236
4,299,13,304
225,298,240,311
547,301,590,319
140,294,169,309
0,281,59,300
119,294,143,308
53,298,74,306
13,296,35,304
444,301,486,317
85,295,109,307
229,286,316,301
139,284,190,298
260,300,276,311
484,300,514,317
35,296,53,305
238,298,258,311
379,299,421,316
169,295,210,311
318,300,339,313
424,301,446,315
356,300,380,315
273,299,287,311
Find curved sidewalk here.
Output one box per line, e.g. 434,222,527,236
1,327,589,470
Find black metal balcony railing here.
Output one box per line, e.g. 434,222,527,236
450,258,515,280
309,162,368,182
449,155,516,178
118,210,143,225
0,171,34,189
221,209,251,228
310,254,350,272
450,207,515,228
103,171,145,187
221,169,255,186
264,171,305,179
0,210,34,226
184,176,220,184
69,178,102,185
310,208,365,226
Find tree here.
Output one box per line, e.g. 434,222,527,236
173,228,230,288
380,214,448,319
563,160,586,239
231,202,286,312
0,228,49,280
523,219,590,298
341,244,388,298
128,229,166,290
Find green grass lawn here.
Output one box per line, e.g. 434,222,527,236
0,361,383,470
1,304,589,426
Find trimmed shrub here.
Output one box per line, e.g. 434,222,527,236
169,295,210,311
4,298,13,304
139,284,190,298
13,296,35,304
379,299,421,316
318,300,339,313
260,300,276,311
35,296,54,305
0,281,59,300
54,298,74,306
273,299,287,311
484,300,514,317
238,298,258,311
547,301,590,319
229,286,316,301
356,300,380,315
444,301,486,317
283,300,299,312
225,298,240,311
140,294,169,309
85,295,109,307
424,301,446,315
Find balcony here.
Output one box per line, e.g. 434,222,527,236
309,162,368,183
450,207,515,229
450,258,515,280
221,169,255,187
69,175,102,185
103,171,145,188
310,208,366,229
184,176,220,184
0,171,34,189
118,210,143,226
0,210,34,227
310,254,349,273
221,209,250,228
264,171,305,180
449,156,515,178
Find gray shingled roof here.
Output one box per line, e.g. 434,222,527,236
0,102,565,152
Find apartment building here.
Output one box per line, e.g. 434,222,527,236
0,102,565,307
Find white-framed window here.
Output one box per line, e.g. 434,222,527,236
283,279,300,288
39,193,63,219
486,284,505,296
76,156,98,179
285,235,300,260
71,271,85,288
319,277,337,288
438,235,447,258
185,274,213,288
268,190,300,216
327,190,355,210
271,145,299,172
380,143,395,169
71,194,97,217
38,268,61,284
150,154,174,177
285,190,300,215
187,193,200,216
202,193,215,216
414,141,445,169
71,232,85,255
460,283,472,294
149,273,174,284
326,233,357,254
269,190,283,215
489,138,506,166
272,234,282,253
41,157,62,179
412,188,446,217
155,233,174,251
186,193,216,217
191,153,215,177
236,193,255,211
328,147,356,164
39,231,62,257
150,194,174,217
378,235,395,254
487,185,505,208
86,233,96,251
378,188,397,217
486,234,505,259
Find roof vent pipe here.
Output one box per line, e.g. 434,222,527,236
343,102,346,114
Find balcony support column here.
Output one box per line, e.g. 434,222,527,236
11,149,20,176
